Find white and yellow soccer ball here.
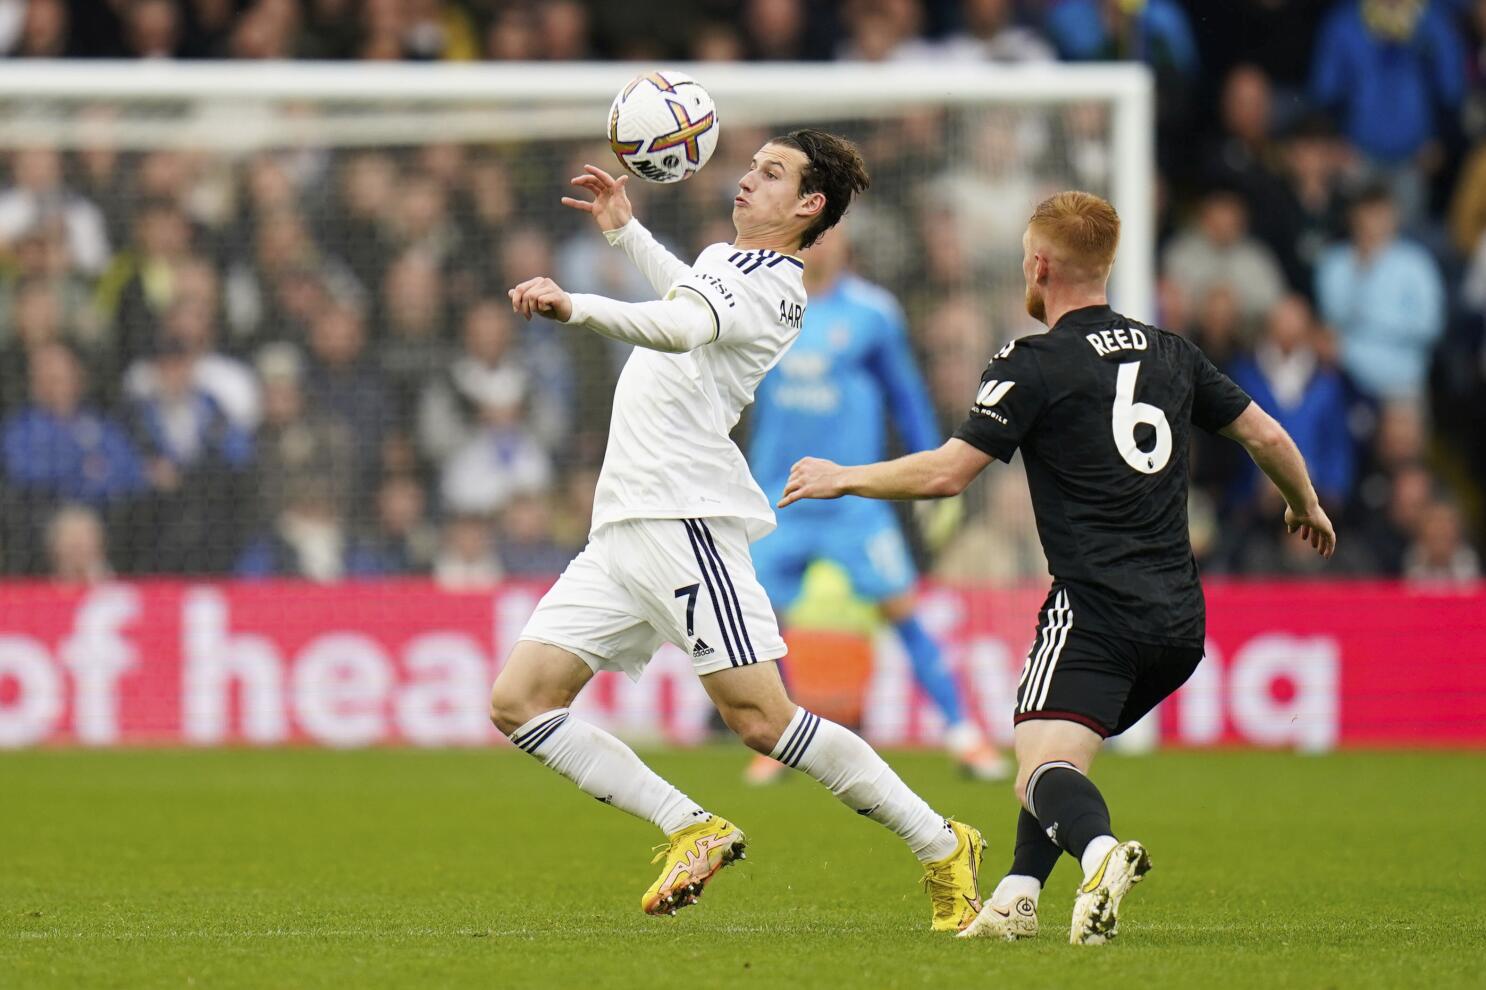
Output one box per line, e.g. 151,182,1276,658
607,70,719,184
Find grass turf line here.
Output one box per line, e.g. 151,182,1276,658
2,748,1483,989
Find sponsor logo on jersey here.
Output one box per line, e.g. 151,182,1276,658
975,379,1016,408
692,272,737,308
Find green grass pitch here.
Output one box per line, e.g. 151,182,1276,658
3,747,1484,988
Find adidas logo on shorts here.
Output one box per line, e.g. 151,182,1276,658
692,638,716,658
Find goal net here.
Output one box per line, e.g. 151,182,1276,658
0,62,1154,748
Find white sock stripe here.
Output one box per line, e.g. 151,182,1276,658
1024,759,1079,819
510,709,568,745
778,712,820,767
516,713,569,753
1032,594,1074,711
1020,591,1068,713
770,707,810,762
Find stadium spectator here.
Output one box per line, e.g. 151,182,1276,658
0,148,111,277
538,0,592,60
1315,184,1445,400
691,20,747,61
1309,0,1465,222
1162,188,1287,330
497,493,574,577
304,303,389,496
438,366,552,517
742,0,814,60
16,0,69,57
1227,295,1355,507
837,0,926,61
1270,113,1352,297
1,343,145,510
936,0,1056,62
1201,65,1297,271
235,483,349,581
1362,461,1438,574
1,278,106,412
253,343,357,528
1449,142,1486,258
127,336,253,573
377,251,451,417
484,3,540,61
224,208,363,351
1403,499,1482,584
1044,0,1199,77
433,513,503,589
123,267,262,431
346,473,437,576
418,299,566,464
124,0,182,58
100,200,195,362
46,505,113,584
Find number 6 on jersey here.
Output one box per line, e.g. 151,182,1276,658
1113,362,1172,474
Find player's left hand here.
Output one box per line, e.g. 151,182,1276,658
778,457,848,507
508,276,572,322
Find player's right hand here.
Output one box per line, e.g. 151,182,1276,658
778,457,848,507
561,164,634,232
1284,502,1335,559
508,276,572,322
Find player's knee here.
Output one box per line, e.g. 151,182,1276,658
719,706,787,754
1014,769,1034,811
488,680,559,738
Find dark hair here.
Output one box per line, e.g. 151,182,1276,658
768,129,870,249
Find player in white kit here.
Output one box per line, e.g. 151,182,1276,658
492,131,987,931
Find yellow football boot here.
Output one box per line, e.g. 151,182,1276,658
920,819,986,932
640,816,747,916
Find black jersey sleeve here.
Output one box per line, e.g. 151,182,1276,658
952,339,1049,462
1186,338,1252,433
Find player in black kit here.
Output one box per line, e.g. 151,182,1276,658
778,191,1335,945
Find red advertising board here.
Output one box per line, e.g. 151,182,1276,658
0,579,1481,749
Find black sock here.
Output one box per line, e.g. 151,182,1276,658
1009,807,1062,884
1026,762,1113,861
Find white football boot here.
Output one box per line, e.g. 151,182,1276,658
1069,839,1152,945
956,894,1039,940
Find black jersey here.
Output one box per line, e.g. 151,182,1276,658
953,305,1252,648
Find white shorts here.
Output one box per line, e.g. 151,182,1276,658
519,516,787,680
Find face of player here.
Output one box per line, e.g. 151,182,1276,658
1022,228,1048,325
732,142,823,250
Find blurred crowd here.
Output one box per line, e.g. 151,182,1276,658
1,0,1484,588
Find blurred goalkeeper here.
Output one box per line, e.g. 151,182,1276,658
493,132,990,932
780,191,1335,945
746,224,1007,783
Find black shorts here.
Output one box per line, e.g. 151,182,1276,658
1012,588,1204,738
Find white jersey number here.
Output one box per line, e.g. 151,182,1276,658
1112,361,1172,474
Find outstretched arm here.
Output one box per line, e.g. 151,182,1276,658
777,439,992,507
1220,402,1336,558
563,165,689,296
508,275,715,353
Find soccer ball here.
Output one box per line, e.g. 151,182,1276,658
608,70,719,184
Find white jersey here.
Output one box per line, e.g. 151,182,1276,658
592,242,807,542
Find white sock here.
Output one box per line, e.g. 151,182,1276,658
509,709,709,836
770,707,957,863
991,874,1042,907
1080,834,1119,881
